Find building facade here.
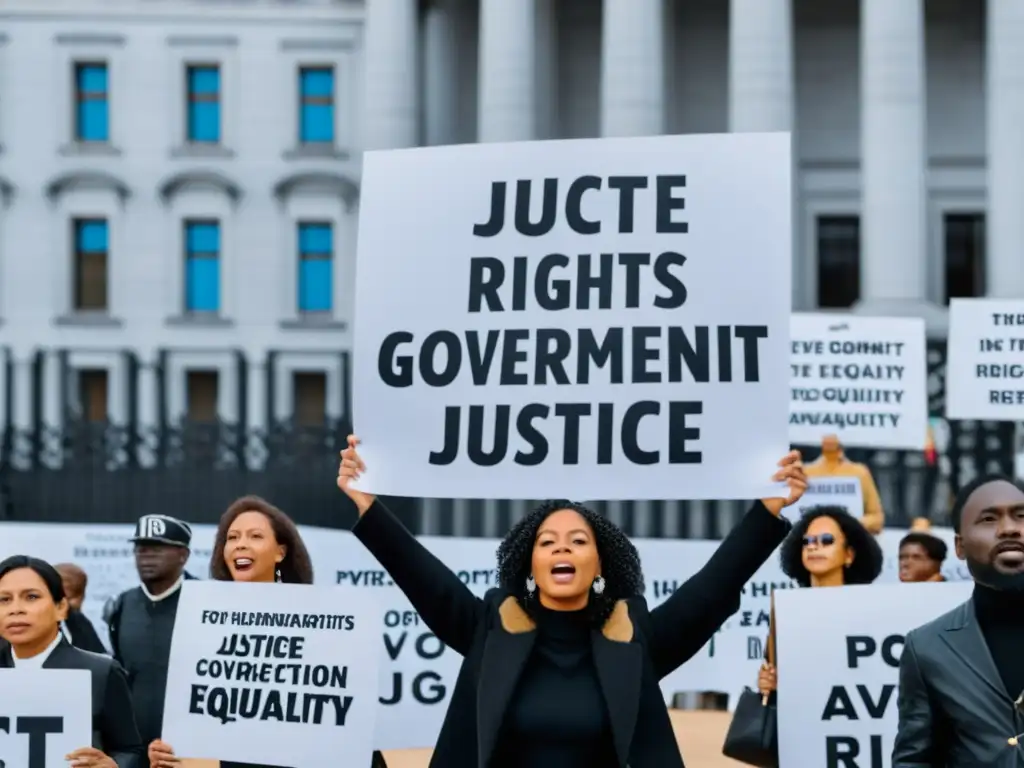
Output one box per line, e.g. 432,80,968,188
0,0,1017,534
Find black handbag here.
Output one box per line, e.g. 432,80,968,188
722,590,778,766
721,687,778,767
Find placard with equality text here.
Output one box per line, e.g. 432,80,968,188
352,132,793,501
161,581,381,768
0,669,92,768
789,314,928,450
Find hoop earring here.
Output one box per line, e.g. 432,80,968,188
592,575,606,595
525,575,536,596
275,567,282,583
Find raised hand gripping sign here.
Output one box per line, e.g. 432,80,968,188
0,669,92,768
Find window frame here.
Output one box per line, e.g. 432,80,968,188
941,211,986,305
297,65,336,145
72,218,110,312
814,214,861,310
185,63,222,144
73,61,109,143
183,218,222,315
296,221,334,314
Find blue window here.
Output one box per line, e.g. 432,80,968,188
184,221,221,313
75,63,109,142
186,65,221,143
73,219,109,310
299,67,334,144
297,223,333,312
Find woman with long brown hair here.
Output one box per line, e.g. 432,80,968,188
147,495,387,768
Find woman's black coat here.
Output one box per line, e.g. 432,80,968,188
353,498,790,768
0,637,144,768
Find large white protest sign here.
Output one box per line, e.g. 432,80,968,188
0,669,92,768
786,475,863,523
946,298,1024,421
352,133,793,501
790,314,928,450
162,581,381,767
775,582,972,768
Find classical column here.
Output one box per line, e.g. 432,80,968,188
728,0,793,133
728,0,797,302
986,0,1024,298
858,0,942,326
600,0,665,137
477,0,536,142
423,0,457,146
362,0,419,150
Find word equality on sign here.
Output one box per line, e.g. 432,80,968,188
163,581,380,767
353,134,792,501
946,298,1024,421
789,314,928,450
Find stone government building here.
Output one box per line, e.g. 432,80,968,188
0,0,1018,534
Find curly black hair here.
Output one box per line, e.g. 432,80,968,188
496,500,645,626
778,505,883,587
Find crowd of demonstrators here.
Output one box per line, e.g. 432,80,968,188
1,447,1020,768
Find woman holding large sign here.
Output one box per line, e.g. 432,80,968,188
0,555,144,767
337,435,807,768
146,496,388,768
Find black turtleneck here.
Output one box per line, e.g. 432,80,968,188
492,604,617,768
973,583,1024,699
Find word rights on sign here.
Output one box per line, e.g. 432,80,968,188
161,581,381,768
352,133,793,501
946,298,1024,421
789,314,928,450
775,583,971,768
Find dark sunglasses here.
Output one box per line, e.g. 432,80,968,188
802,533,836,547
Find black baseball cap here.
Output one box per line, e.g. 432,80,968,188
129,514,192,548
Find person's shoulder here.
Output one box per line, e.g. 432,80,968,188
60,643,117,673
102,586,143,624
905,599,970,650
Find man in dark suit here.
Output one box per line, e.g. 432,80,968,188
104,514,195,750
893,474,1024,766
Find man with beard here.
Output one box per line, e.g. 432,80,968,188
893,475,1024,766
104,514,196,748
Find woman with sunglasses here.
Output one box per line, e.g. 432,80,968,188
757,504,883,695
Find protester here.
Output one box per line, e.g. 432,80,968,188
805,435,885,533
0,555,144,768
893,475,1024,766
103,515,195,748
55,562,108,653
147,495,388,768
757,505,884,696
337,434,807,768
897,531,947,583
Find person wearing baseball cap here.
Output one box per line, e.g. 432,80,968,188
103,514,196,748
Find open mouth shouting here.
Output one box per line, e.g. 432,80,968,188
551,562,576,584
232,557,255,574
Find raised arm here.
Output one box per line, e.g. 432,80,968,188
892,633,938,768
648,501,790,677
339,436,484,655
